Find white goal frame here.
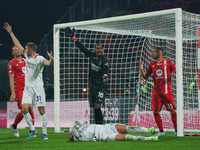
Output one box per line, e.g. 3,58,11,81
54,8,185,136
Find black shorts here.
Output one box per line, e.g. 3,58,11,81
89,88,106,107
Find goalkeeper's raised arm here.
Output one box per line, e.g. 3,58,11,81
65,27,110,125
65,27,93,57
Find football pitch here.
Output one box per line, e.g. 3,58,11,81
0,128,199,150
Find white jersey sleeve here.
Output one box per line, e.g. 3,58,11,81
73,119,85,128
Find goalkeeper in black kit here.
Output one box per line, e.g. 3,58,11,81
65,27,110,124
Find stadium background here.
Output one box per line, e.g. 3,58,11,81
0,0,200,127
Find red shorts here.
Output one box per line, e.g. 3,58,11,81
151,92,176,111
15,90,23,109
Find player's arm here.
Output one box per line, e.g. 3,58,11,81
8,74,16,103
3,22,24,53
73,119,85,128
70,127,82,141
43,51,54,66
103,59,110,86
65,27,93,57
139,61,150,80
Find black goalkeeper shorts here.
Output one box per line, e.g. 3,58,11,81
89,88,106,107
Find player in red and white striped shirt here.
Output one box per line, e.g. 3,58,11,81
139,47,177,136
7,45,35,137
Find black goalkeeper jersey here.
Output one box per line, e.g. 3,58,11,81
74,40,110,90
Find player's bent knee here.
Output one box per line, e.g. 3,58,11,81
21,104,29,114
38,107,45,115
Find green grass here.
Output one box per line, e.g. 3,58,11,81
0,128,200,150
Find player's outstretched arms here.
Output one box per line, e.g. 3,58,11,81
43,51,54,66
65,27,93,57
139,61,150,80
3,22,24,52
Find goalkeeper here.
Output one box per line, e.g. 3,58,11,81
69,119,158,141
65,27,110,124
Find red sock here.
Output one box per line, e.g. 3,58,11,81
153,112,163,131
30,112,35,125
13,112,24,126
171,112,177,131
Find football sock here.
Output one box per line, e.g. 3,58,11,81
13,112,24,128
126,126,148,133
125,134,151,141
171,111,177,131
41,114,47,135
24,113,35,131
30,112,35,125
153,112,163,131
94,108,103,124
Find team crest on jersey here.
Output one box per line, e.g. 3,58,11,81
22,67,26,73
156,69,163,76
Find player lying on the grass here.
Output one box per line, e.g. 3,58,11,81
69,119,158,141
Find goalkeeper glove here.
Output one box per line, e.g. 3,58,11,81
65,27,76,41
103,74,108,85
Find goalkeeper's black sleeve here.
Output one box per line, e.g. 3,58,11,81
74,39,94,58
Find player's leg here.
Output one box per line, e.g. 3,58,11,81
162,93,177,135
29,106,35,126
38,106,48,140
94,89,106,124
115,124,155,134
151,93,164,136
22,87,36,140
94,103,103,124
10,91,23,137
34,86,48,140
114,134,158,141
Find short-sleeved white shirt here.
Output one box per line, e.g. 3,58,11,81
24,53,45,87
75,123,118,141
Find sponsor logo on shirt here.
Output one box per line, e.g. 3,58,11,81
9,65,12,70
156,69,163,77
156,63,162,66
91,63,101,72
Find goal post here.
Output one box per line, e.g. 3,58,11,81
53,8,200,136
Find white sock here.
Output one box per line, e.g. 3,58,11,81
41,114,47,135
125,134,152,141
126,126,148,133
125,134,146,141
24,113,35,131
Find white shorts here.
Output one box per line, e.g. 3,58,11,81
22,86,46,107
104,124,118,141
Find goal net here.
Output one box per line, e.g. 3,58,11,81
54,8,200,136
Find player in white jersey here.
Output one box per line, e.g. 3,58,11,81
69,119,158,141
4,22,53,140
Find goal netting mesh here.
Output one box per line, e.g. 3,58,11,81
54,9,200,133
